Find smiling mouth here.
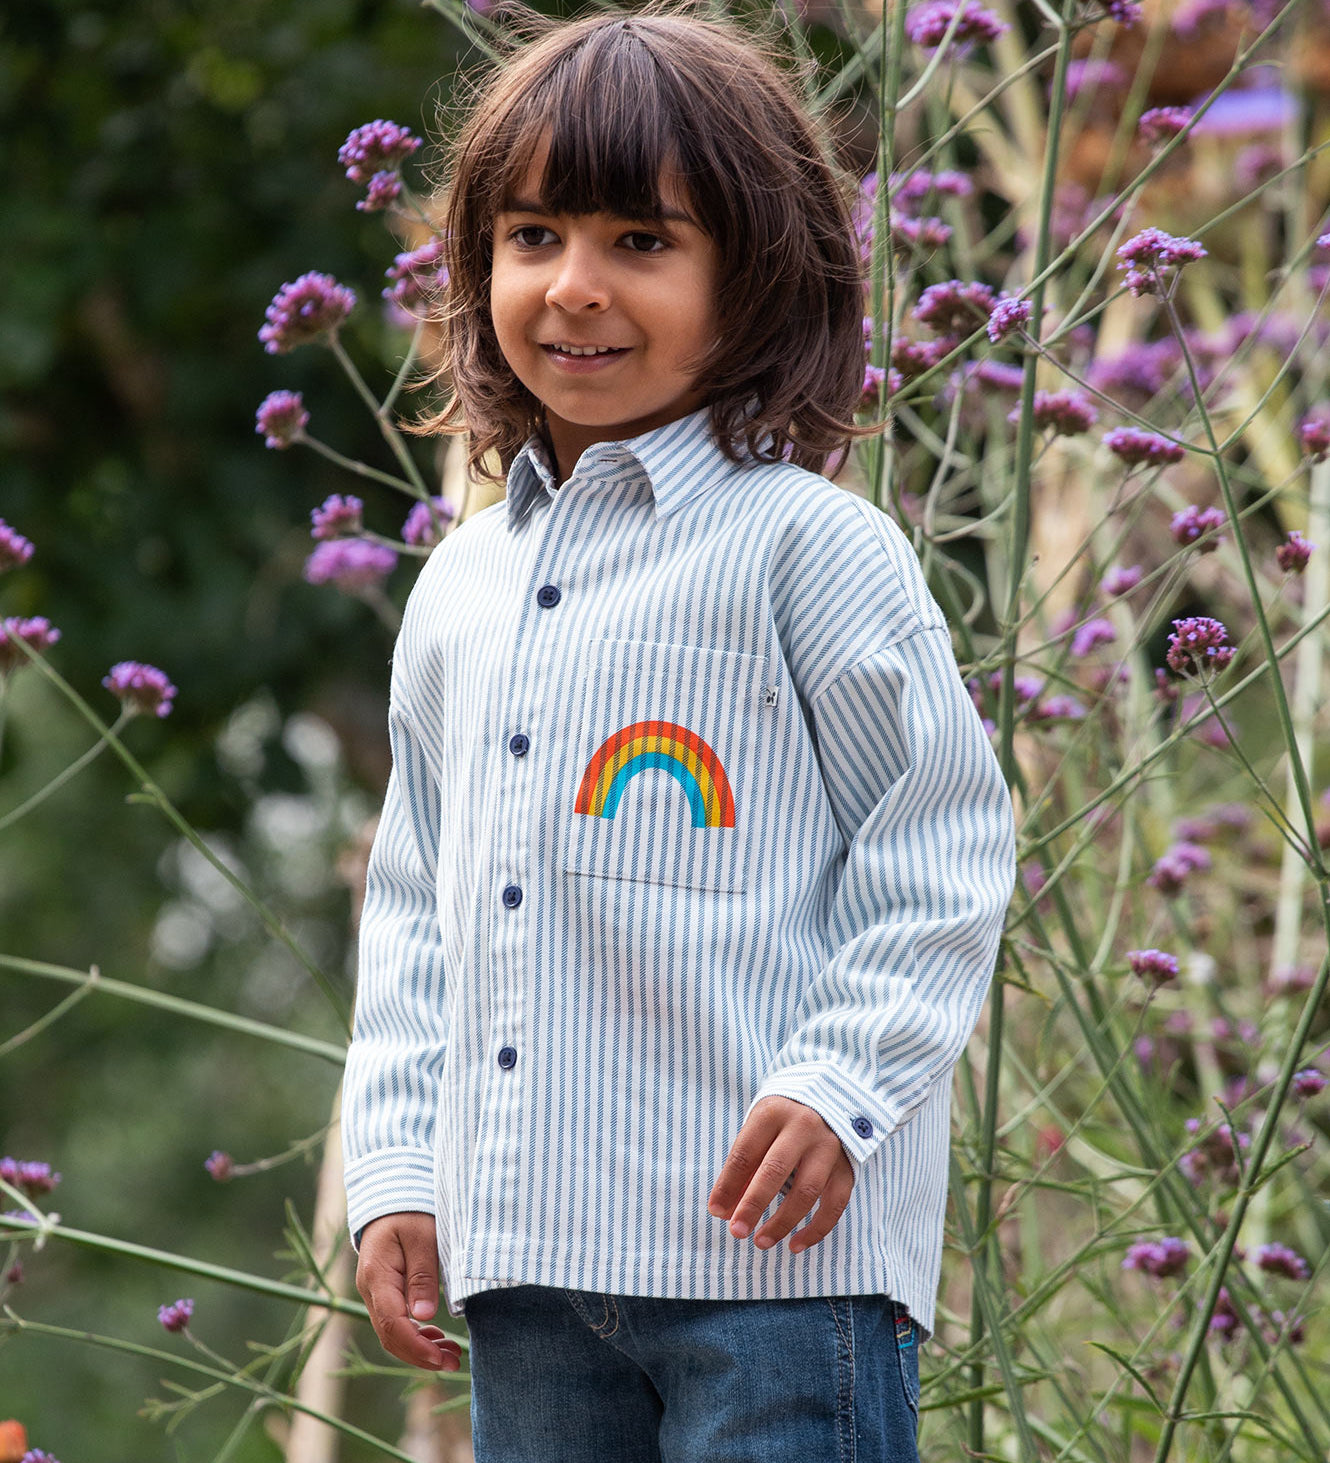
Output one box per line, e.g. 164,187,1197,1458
542,343,629,357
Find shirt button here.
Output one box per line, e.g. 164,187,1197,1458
497,1045,517,1070
535,584,561,608
852,1117,874,1140
502,884,523,908
509,733,530,756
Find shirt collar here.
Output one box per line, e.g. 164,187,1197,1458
504,406,750,531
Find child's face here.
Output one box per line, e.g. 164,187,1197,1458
490,150,720,482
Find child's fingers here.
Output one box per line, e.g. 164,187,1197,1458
749,1146,840,1248
786,1159,855,1253
356,1213,458,1372
724,1133,811,1237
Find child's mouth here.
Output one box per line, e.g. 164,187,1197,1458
542,344,630,372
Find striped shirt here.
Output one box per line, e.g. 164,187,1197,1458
341,406,1015,1333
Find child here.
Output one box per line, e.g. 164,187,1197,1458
342,7,1016,1459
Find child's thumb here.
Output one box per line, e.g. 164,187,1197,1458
407,1254,440,1320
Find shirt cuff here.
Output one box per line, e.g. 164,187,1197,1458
748,1064,894,1168
344,1145,437,1250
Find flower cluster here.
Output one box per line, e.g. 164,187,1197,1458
1170,504,1226,550
1300,408,1330,462
1165,616,1235,678
1148,840,1212,894
0,519,34,573
337,120,422,211
0,1158,61,1195
1139,106,1193,143
1127,949,1179,985
259,273,357,355
158,1297,194,1333
913,279,998,336
1276,530,1312,573
1292,1068,1326,1098
1116,228,1208,297
403,497,456,549
0,617,60,676
986,297,1031,343
255,390,309,450
1179,1118,1249,1187
204,1150,234,1182
1102,426,1186,467
310,494,365,541
384,239,450,317
303,540,397,592
1252,1243,1310,1281
103,662,177,719
1012,388,1098,436
905,0,1008,48
1101,563,1143,595
1122,1236,1190,1277
1070,617,1116,657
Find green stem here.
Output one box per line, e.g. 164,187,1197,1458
299,433,420,496
330,338,432,500
0,953,346,1065
0,710,128,833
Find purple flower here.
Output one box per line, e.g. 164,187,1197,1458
1103,426,1186,467
0,519,34,572
205,1150,234,1182
972,360,1025,393
1180,1119,1249,1188
987,297,1032,343
1101,563,1143,596
888,169,974,213
1276,530,1313,573
1170,0,1231,34
1029,693,1087,722
1164,620,1234,681
893,337,953,379
1318,232,1330,250
255,390,309,449
1149,841,1213,894
384,238,450,315
358,171,403,213
1117,228,1208,296
1139,106,1193,143
1170,504,1226,551
303,539,397,592
890,214,953,252
1253,1243,1310,1281
1123,1236,1190,1277
21,1452,62,1463
402,497,456,549
1012,388,1098,435
905,0,1008,48
1292,1068,1326,1098
1089,340,1179,409
913,279,998,336
310,494,365,541
0,616,60,675
337,120,422,185
862,362,888,405
1064,58,1128,100
1208,1287,1239,1339
1128,948,1180,985
102,662,177,719
0,1158,62,1195
1300,408,1330,462
1103,0,1142,21
1071,617,1116,656
158,1297,194,1333
259,272,357,355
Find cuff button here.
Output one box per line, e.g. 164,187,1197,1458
852,1116,874,1140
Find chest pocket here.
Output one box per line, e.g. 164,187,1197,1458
563,639,769,894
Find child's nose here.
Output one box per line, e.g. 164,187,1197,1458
544,238,610,312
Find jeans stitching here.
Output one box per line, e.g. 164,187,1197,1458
827,1298,855,1463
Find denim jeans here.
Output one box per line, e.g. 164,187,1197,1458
465,1284,920,1463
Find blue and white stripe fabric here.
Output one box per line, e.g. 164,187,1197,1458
341,405,1015,1333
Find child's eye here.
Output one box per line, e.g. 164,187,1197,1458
621,231,667,254
510,225,557,249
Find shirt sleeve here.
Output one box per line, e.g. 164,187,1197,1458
340,689,449,1246
749,623,1016,1167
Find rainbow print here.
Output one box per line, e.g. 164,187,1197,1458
573,720,735,828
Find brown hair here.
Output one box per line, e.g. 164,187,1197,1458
412,2,875,479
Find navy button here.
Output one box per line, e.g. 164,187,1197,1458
497,1045,517,1070
502,884,523,908
509,733,530,757
852,1116,874,1140
535,584,561,608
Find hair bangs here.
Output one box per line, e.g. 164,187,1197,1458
495,27,683,225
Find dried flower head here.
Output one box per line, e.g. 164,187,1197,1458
259,273,357,355
255,390,310,449
103,662,177,719
0,617,60,676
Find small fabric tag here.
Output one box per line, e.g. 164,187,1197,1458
764,686,779,707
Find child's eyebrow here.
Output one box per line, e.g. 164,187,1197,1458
499,194,697,228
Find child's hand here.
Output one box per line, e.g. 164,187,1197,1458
355,1212,463,1372
707,1096,855,1254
